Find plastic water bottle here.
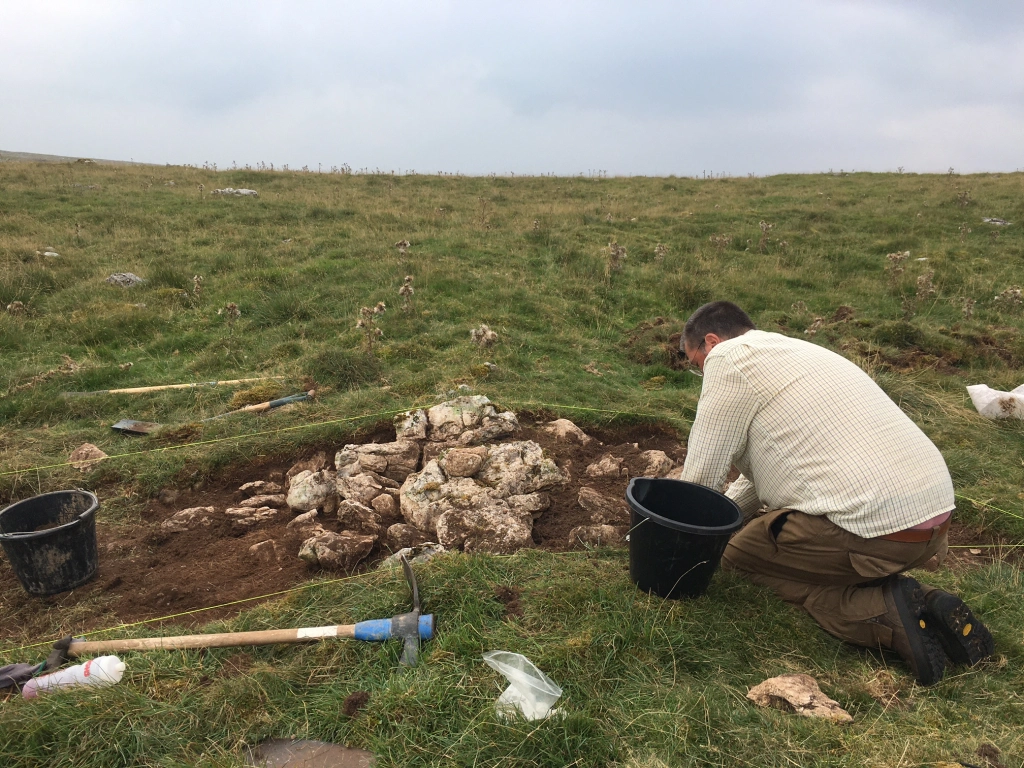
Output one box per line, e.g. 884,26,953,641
22,656,126,699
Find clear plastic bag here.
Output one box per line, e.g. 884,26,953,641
482,651,562,721
967,384,1024,420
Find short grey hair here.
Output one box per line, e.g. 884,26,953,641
682,301,756,350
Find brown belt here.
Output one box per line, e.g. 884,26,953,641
878,517,951,543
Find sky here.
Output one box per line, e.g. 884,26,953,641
2,1,1023,176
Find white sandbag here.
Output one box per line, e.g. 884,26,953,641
966,384,1024,419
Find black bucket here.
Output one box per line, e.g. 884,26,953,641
0,490,99,596
626,477,743,599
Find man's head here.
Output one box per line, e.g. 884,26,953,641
681,301,756,371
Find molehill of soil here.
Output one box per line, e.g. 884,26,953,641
0,418,685,643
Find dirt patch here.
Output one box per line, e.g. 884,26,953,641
0,419,685,644
342,690,371,717
493,585,523,618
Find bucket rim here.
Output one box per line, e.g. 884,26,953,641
626,477,743,535
0,489,99,541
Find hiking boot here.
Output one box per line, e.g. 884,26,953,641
925,589,995,666
879,576,947,686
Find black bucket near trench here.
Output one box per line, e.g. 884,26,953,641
626,478,743,599
0,490,99,596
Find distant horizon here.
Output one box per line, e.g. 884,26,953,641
4,148,1022,179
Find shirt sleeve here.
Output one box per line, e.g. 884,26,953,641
680,349,761,495
725,474,760,517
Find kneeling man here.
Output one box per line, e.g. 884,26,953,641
679,301,994,684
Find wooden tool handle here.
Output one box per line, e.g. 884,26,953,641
67,624,356,656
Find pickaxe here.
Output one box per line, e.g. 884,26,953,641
62,555,434,666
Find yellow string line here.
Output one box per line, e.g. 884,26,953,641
0,571,376,656
955,493,1024,522
0,400,666,479
0,406,414,478
0,549,589,658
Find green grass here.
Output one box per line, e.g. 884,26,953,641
1,162,1024,766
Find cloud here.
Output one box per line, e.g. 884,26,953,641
1,1,1022,173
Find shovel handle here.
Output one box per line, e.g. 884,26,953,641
67,624,357,655
66,614,435,656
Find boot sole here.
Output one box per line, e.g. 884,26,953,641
925,591,995,666
888,577,947,686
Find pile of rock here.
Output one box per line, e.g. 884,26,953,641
160,396,682,571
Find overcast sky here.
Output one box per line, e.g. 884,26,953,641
2,1,1022,175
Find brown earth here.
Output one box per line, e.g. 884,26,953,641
0,418,685,644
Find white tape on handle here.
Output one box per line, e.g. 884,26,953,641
296,626,339,639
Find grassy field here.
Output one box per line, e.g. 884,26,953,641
1,160,1023,766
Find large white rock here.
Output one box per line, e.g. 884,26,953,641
335,440,420,484
399,461,493,531
436,501,533,554
420,396,519,445
287,469,337,512
475,441,565,496
298,530,376,570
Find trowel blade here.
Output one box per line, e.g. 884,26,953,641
111,419,162,435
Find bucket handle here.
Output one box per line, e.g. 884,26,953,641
0,490,98,541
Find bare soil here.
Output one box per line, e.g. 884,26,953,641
0,418,685,643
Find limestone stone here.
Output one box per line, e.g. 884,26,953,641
249,540,279,563
585,454,625,479
286,452,329,487
386,523,429,550
161,506,215,532
381,543,446,567
542,418,593,445
568,525,626,548
298,530,377,570
426,396,498,441
456,411,519,446
436,501,533,554
746,675,853,724
225,506,278,528
287,469,337,512
421,396,519,444
69,443,108,471
507,492,550,519
475,441,565,496
336,471,384,506
638,450,674,478
238,480,283,496
370,493,398,518
337,499,383,535
394,408,428,440
237,493,287,509
335,440,420,484
439,446,487,477
577,487,627,524
287,509,320,531
400,461,492,531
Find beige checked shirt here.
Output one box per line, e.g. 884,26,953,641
680,330,954,538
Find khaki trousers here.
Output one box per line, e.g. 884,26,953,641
722,509,948,649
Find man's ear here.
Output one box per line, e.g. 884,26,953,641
704,332,723,351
